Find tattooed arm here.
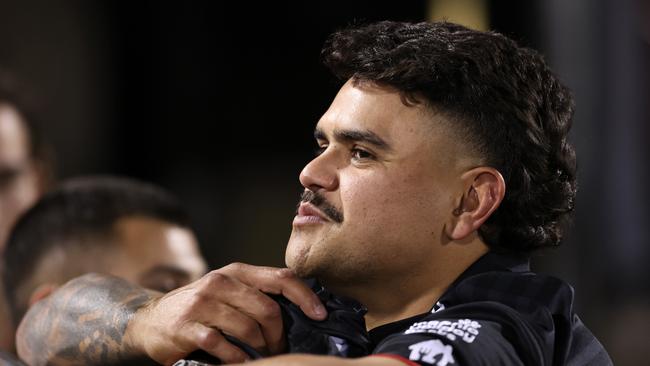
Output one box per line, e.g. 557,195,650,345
16,264,326,366
16,273,158,366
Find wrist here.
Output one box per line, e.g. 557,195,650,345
122,291,161,364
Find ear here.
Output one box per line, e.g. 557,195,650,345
445,167,506,241
28,283,59,306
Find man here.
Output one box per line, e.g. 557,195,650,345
0,68,51,352
16,21,611,365
1,176,207,355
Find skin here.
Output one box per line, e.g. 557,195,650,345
12,216,207,363
0,103,44,352
20,216,208,318
0,103,42,252
18,265,326,365
104,216,207,292
16,81,505,365
286,80,495,329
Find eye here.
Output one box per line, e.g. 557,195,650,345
314,144,328,156
351,147,375,161
0,167,22,191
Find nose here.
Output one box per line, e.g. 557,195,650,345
299,149,339,192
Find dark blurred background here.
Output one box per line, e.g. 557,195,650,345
0,0,648,363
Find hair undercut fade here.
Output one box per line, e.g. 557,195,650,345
1,175,191,324
322,21,576,254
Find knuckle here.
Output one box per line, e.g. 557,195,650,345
222,262,246,274
196,329,221,350
188,289,212,307
203,271,229,287
259,300,281,321
274,268,295,280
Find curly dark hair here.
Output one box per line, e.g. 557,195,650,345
322,21,576,254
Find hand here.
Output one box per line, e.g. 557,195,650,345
125,263,328,365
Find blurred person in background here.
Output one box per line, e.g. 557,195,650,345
1,176,207,360
0,67,52,353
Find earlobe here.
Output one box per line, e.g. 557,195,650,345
28,283,59,306
445,168,505,241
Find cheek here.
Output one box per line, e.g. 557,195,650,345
340,170,446,235
0,185,36,212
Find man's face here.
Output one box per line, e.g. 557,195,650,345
106,216,208,292
0,104,41,252
286,80,473,288
23,216,207,316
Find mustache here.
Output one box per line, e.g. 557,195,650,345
298,190,344,224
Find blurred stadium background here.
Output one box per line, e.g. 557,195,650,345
1,0,648,364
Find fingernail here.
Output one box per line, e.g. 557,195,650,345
313,304,327,318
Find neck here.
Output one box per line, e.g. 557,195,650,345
328,242,489,330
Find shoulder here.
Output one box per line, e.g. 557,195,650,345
370,269,612,366
372,301,544,366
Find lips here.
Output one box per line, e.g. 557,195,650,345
294,202,330,225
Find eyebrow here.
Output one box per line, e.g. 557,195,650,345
314,127,392,151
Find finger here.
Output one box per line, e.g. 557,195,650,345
228,290,285,355
202,271,285,354
220,263,327,320
181,322,249,365
202,303,268,354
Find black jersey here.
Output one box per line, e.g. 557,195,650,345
179,252,612,366
368,252,612,365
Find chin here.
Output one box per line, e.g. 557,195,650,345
287,259,318,279
286,231,341,279
285,238,312,277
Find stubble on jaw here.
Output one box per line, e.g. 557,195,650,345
286,228,370,289
287,190,344,278
285,229,308,273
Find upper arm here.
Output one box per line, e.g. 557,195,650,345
365,300,558,366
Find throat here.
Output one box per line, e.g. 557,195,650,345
324,274,447,331
327,247,489,330
362,281,446,330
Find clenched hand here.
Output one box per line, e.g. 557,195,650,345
126,263,327,365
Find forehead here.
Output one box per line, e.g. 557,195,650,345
317,80,453,155
316,80,482,173
318,80,428,134
111,216,206,278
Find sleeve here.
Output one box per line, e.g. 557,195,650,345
370,302,549,366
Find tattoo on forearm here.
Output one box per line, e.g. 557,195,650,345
17,273,158,365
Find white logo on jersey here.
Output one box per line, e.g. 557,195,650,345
404,318,481,343
408,339,455,365
329,336,347,354
431,301,446,313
